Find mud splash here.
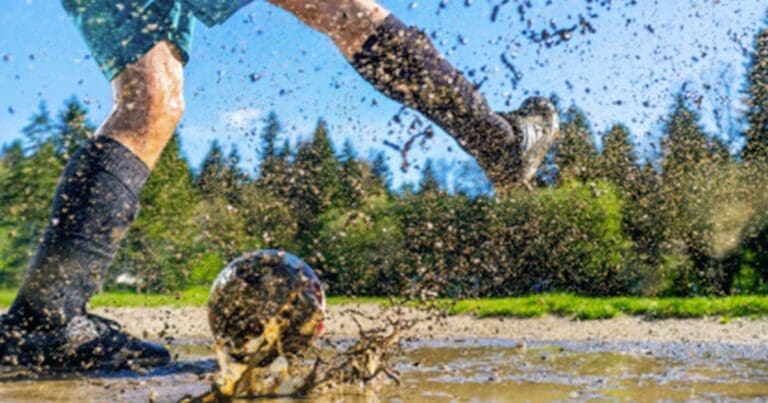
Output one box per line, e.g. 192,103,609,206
1,338,766,402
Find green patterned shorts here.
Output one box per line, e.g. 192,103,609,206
61,0,254,81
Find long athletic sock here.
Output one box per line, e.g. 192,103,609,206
8,136,149,330
351,15,520,185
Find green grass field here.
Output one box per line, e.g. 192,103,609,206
0,288,387,309
1,289,767,320
447,294,768,320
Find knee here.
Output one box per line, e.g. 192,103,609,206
145,83,185,128
109,42,186,145
270,0,389,50
117,72,185,131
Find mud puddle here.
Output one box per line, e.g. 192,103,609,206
0,339,766,402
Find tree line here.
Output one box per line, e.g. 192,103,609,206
2,24,768,297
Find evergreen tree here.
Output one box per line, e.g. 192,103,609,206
0,142,27,286
261,112,280,159
21,101,53,151
55,97,95,158
289,120,343,249
257,115,296,201
338,139,365,207
115,134,199,291
599,124,639,189
223,146,245,201
743,25,768,164
369,152,391,191
662,95,712,177
340,139,357,164
278,139,292,159
197,140,225,197
660,95,737,295
555,106,599,183
419,159,441,194
259,138,294,200
0,139,63,286
0,142,24,223
259,112,282,178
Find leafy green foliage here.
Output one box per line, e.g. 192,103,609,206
555,107,599,183
6,23,768,300
449,294,768,320
112,134,200,292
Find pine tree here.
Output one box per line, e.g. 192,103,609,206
660,94,737,295
0,141,29,286
21,101,53,151
0,139,63,286
278,139,292,159
116,134,199,291
419,159,441,194
290,120,343,247
599,124,639,189
743,25,768,164
0,142,24,224
661,95,712,177
259,112,282,179
223,146,245,202
338,139,364,207
259,138,294,200
369,152,391,191
261,112,280,159
55,97,95,159
197,140,225,197
555,106,599,183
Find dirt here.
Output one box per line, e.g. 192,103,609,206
90,304,768,346
1,305,767,402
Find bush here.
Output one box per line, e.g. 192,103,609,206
323,181,640,298
397,192,493,298
485,180,638,296
316,195,405,296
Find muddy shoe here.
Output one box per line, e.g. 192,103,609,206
0,313,170,371
500,97,561,190
66,314,171,370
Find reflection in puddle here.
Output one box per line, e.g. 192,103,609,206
1,339,766,402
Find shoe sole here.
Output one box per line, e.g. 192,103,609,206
500,97,561,190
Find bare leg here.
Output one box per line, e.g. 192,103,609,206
101,41,186,169
2,41,184,369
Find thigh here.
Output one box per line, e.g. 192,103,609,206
183,0,255,27
61,0,193,82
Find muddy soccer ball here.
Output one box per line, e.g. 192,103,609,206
208,250,326,362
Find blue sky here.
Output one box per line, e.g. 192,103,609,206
1,1,766,188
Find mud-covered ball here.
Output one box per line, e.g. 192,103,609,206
208,250,325,362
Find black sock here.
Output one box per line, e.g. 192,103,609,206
352,15,520,184
9,136,149,330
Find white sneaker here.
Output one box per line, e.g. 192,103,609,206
501,97,561,189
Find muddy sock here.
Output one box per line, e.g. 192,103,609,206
8,136,149,330
352,15,520,184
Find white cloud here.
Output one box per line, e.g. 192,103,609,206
220,107,263,128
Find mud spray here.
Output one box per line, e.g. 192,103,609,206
180,302,445,402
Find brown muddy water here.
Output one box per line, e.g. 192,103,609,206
1,339,766,402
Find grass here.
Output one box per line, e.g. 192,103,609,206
0,287,388,309
448,294,768,320
1,289,767,320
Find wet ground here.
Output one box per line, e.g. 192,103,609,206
1,338,766,402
